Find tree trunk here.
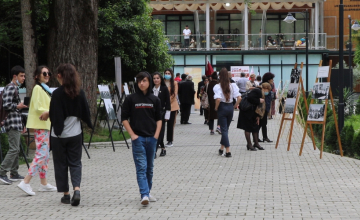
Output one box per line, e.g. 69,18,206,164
48,0,99,121
21,0,37,97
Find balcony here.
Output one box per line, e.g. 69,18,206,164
165,33,329,51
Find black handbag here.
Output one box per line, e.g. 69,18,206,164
239,91,253,111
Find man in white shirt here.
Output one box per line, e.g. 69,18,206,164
236,72,248,94
183,25,191,48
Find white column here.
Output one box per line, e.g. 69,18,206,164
315,1,319,49
206,3,210,51
244,4,249,50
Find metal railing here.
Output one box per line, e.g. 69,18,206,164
165,33,328,51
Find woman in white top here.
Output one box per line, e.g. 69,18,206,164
213,68,242,157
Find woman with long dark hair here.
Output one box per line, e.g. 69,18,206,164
49,63,93,206
17,65,57,196
163,68,179,147
207,72,220,135
152,72,171,157
213,68,241,157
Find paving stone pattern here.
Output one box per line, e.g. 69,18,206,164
1,111,360,220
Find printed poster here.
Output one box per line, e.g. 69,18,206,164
230,66,250,81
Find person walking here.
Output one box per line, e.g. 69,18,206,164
178,75,195,124
237,83,270,151
207,72,220,135
163,68,179,147
152,72,171,157
122,71,162,205
197,75,206,116
200,77,209,125
259,72,275,142
213,68,241,157
49,63,93,206
236,72,248,95
246,74,257,91
0,66,27,185
17,65,57,195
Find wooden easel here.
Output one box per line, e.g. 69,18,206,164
275,62,316,151
299,60,343,159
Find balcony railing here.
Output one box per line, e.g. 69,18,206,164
165,33,328,51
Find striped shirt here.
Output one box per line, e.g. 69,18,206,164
2,82,23,131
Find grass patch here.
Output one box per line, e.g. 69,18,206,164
83,127,130,143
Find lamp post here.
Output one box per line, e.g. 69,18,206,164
283,10,309,93
339,0,344,132
348,17,360,92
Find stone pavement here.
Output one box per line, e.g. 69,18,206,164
1,111,360,220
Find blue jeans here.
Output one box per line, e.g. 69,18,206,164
217,102,234,148
131,136,157,199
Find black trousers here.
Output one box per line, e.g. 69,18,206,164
51,134,82,192
157,115,166,151
180,104,191,123
166,111,177,142
208,119,219,131
258,111,269,139
184,39,190,47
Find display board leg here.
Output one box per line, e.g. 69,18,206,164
299,123,308,156
88,100,102,149
275,113,286,149
82,143,90,159
106,117,116,152
116,119,129,149
20,143,29,169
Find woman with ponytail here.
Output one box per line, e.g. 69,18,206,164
17,65,57,196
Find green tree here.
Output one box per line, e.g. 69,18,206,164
98,0,173,82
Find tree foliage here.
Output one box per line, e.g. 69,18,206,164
98,0,173,82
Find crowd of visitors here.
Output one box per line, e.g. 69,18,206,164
0,64,277,207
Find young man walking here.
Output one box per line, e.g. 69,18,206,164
121,72,162,205
0,65,27,185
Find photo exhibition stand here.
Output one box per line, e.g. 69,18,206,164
275,62,317,152
299,60,343,159
88,85,129,152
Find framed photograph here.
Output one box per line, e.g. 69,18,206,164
307,104,325,121
98,85,111,99
317,66,329,78
286,83,299,99
103,99,117,120
312,83,330,100
284,98,297,113
128,81,136,94
290,69,301,83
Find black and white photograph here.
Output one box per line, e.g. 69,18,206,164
128,81,136,93
290,69,301,83
312,83,330,100
317,66,329,78
286,83,299,98
284,98,297,113
307,104,325,121
104,99,117,120
98,85,112,99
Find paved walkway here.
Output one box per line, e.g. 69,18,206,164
1,111,360,220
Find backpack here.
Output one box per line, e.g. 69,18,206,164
0,83,19,126
239,90,253,111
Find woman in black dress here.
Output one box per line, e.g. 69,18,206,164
237,83,271,151
152,72,171,157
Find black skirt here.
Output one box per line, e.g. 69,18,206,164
237,107,259,132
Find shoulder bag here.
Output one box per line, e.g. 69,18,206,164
201,85,209,109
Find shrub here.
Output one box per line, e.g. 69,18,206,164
325,120,338,153
355,96,360,115
340,125,349,155
345,124,355,156
352,133,360,158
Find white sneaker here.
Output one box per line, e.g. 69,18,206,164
149,194,157,202
141,196,149,205
17,181,35,196
38,183,57,192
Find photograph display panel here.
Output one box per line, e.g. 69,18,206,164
103,99,117,120
312,83,330,100
290,69,301,83
317,66,329,78
286,83,299,98
307,104,325,121
98,85,112,99
284,98,297,113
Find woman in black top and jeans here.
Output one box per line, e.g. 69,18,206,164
152,72,171,157
49,63,93,206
